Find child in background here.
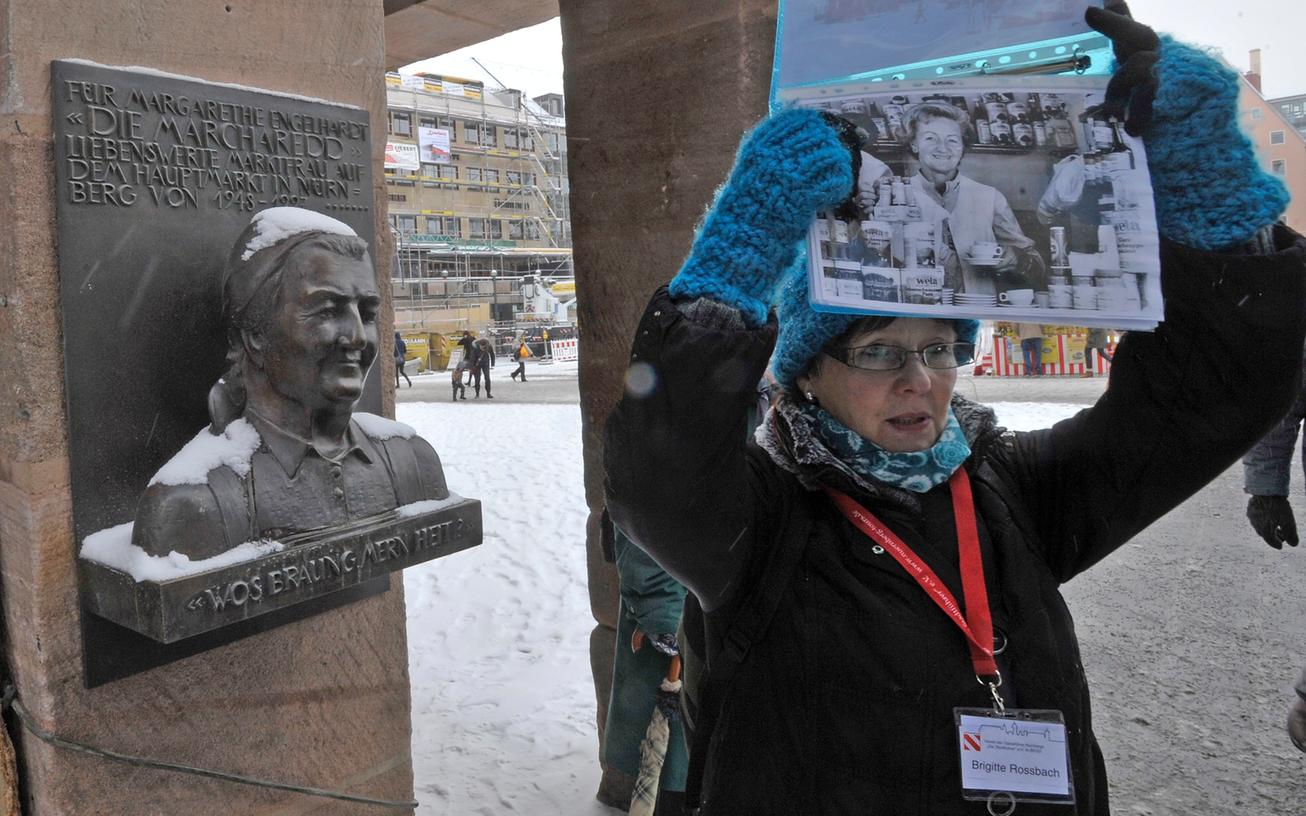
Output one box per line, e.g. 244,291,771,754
451,361,468,401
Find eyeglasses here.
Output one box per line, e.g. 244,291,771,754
825,341,976,372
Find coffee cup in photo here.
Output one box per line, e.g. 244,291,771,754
999,288,1034,307
1073,284,1096,309
969,241,1002,260
1070,275,1094,286
1097,288,1128,309
1069,251,1097,279
1034,291,1050,308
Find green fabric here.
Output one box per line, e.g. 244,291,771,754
602,527,689,791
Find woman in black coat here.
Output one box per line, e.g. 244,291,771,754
605,7,1305,815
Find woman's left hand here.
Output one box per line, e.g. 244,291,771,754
1085,1,1159,137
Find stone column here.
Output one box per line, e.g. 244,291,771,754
557,0,777,802
0,2,414,813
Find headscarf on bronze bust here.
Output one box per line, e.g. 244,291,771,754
207,224,369,434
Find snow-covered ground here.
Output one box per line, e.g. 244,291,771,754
400,400,1086,814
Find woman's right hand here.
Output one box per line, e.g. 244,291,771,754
668,108,857,327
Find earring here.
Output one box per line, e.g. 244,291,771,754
804,391,816,403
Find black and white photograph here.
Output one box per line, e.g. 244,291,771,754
791,75,1163,328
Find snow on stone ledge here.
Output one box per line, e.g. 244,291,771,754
396,492,465,518
240,206,358,260
353,411,416,440
148,418,262,486
79,522,284,582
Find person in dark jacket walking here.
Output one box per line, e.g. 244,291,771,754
470,336,495,398
604,7,1304,814
394,331,411,388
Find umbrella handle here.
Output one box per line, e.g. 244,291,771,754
666,655,681,684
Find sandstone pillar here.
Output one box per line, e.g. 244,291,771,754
558,0,778,799
0,2,414,813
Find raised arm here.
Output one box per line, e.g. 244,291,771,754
989,6,1305,580
604,108,856,610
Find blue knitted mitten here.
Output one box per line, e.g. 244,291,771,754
1146,37,1289,250
668,108,855,327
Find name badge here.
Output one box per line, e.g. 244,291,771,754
954,708,1076,810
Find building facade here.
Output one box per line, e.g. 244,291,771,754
384,72,572,332
1239,55,1306,234
1268,94,1306,141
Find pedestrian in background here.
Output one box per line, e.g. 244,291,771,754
602,523,688,816
394,331,411,389
450,359,467,401
1017,322,1045,376
1241,343,1306,752
470,336,495,399
1081,326,1113,377
510,338,529,382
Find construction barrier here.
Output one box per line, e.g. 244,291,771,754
550,338,579,362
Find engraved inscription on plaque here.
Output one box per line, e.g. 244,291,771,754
55,63,370,215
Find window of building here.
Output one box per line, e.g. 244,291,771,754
424,216,460,237
482,169,500,187
1273,159,1286,175
392,214,418,233
421,163,440,180
1271,130,1285,145
469,218,503,240
435,164,458,188
544,132,559,155
464,122,482,145
480,125,497,147
419,116,437,130
506,171,522,186
466,166,483,191
392,111,412,136
1251,108,1262,120
507,220,540,240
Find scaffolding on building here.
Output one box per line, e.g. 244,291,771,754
384,71,571,279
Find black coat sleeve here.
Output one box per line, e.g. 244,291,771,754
604,288,779,611
991,227,1306,582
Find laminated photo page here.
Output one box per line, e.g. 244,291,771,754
782,75,1163,330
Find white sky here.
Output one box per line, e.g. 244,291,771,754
403,2,1306,103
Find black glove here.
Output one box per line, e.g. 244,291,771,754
1247,495,1299,549
1085,1,1160,136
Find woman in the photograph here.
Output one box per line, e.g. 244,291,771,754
858,101,1046,295
605,5,1301,814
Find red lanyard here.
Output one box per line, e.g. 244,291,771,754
824,469,999,680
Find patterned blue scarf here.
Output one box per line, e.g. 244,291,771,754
799,403,971,493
